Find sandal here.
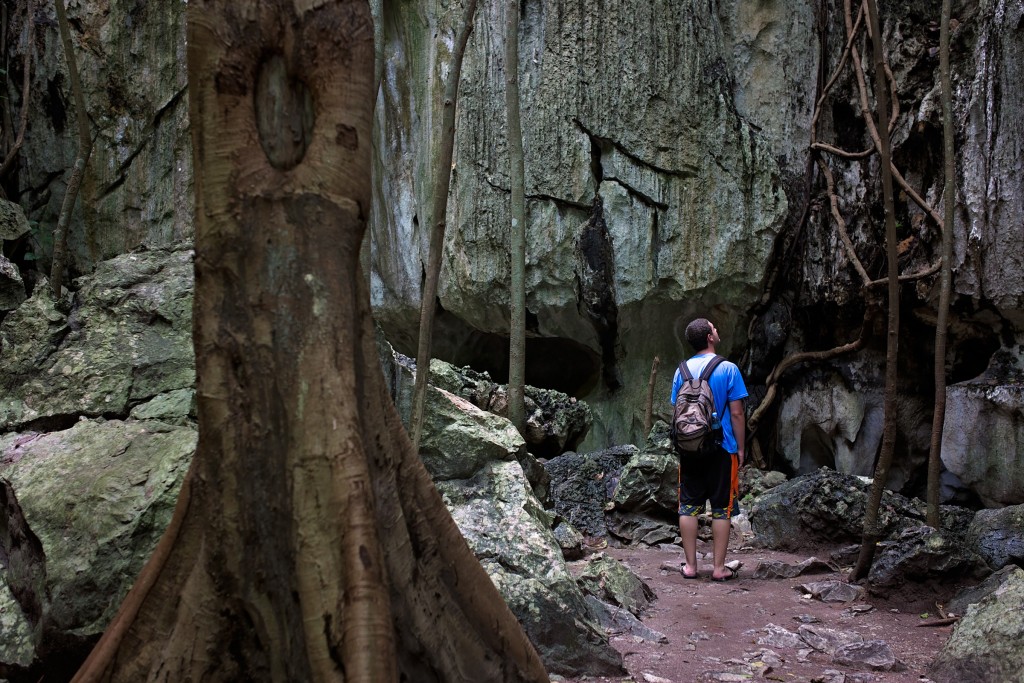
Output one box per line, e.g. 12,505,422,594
681,565,700,580
711,567,739,582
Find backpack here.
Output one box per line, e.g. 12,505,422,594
671,355,725,455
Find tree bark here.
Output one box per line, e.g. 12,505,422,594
409,0,479,452
506,0,526,431
71,2,547,681
49,0,92,298
927,0,956,529
852,0,901,581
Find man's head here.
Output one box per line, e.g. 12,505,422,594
685,318,720,353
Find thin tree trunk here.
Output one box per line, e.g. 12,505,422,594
927,0,956,529
0,0,34,180
71,2,547,681
49,0,92,298
643,356,660,437
409,0,479,451
852,0,901,581
506,0,526,431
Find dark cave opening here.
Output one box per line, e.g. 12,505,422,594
429,308,603,398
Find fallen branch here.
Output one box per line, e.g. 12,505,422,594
643,356,660,437
917,617,959,628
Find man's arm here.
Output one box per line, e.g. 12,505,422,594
729,398,745,466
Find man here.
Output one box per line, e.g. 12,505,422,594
670,318,748,581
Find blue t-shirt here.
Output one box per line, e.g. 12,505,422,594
670,353,749,454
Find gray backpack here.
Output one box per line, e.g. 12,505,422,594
671,355,724,455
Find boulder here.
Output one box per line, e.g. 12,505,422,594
553,521,585,560
948,565,1020,618
748,469,920,550
867,526,989,592
437,460,623,677
545,446,637,539
610,449,677,515
0,198,31,241
575,554,655,617
941,352,1024,507
965,504,1024,571
0,247,195,431
0,252,26,311
929,568,1024,683
0,418,195,670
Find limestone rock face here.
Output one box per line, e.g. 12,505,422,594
5,0,192,273
371,0,787,448
966,504,1024,570
0,418,195,669
0,246,194,430
0,253,26,311
929,568,1024,683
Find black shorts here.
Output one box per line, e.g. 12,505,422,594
677,444,740,520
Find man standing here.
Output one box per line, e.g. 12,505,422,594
670,318,748,581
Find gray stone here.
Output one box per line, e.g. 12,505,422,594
797,624,862,655
930,568,1024,683
796,580,865,603
0,253,26,311
0,247,195,431
584,596,667,644
942,362,1024,507
576,554,655,617
605,513,678,547
545,447,637,539
752,557,839,580
128,388,195,424
868,527,990,591
966,504,1024,571
0,418,194,666
610,450,677,515
832,640,903,671
948,565,1019,618
437,460,623,677
0,198,30,241
553,522,585,561
756,623,805,649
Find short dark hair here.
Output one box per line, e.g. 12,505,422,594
685,318,713,352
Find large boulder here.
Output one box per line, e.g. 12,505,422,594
545,446,638,540
0,246,195,431
929,568,1024,683
436,460,623,677
965,504,1024,571
0,418,195,671
941,350,1024,507
867,526,989,593
0,253,26,312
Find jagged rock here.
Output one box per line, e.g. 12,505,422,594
0,247,195,431
739,468,787,502
583,596,667,644
128,388,195,424
752,557,838,580
576,554,655,617
748,469,920,549
941,353,1024,507
0,418,194,669
0,253,26,311
796,580,864,603
553,521,585,560
965,503,1024,571
797,624,861,655
929,569,1024,683
605,513,678,547
867,526,990,591
437,460,623,677
948,565,1019,617
610,450,677,515
545,446,637,539
756,623,806,649
832,640,903,671
0,198,31,241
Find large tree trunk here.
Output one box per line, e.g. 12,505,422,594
71,2,547,681
506,0,526,431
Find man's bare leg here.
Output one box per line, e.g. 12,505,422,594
679,515,699,576
711,518,732,579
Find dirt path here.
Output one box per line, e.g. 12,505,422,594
561,539,953,683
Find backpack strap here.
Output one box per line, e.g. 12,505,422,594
698,354,726,381
679,361,693,382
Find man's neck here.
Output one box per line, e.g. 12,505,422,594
694,346,715,356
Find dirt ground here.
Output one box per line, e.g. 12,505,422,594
559,535,958,683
